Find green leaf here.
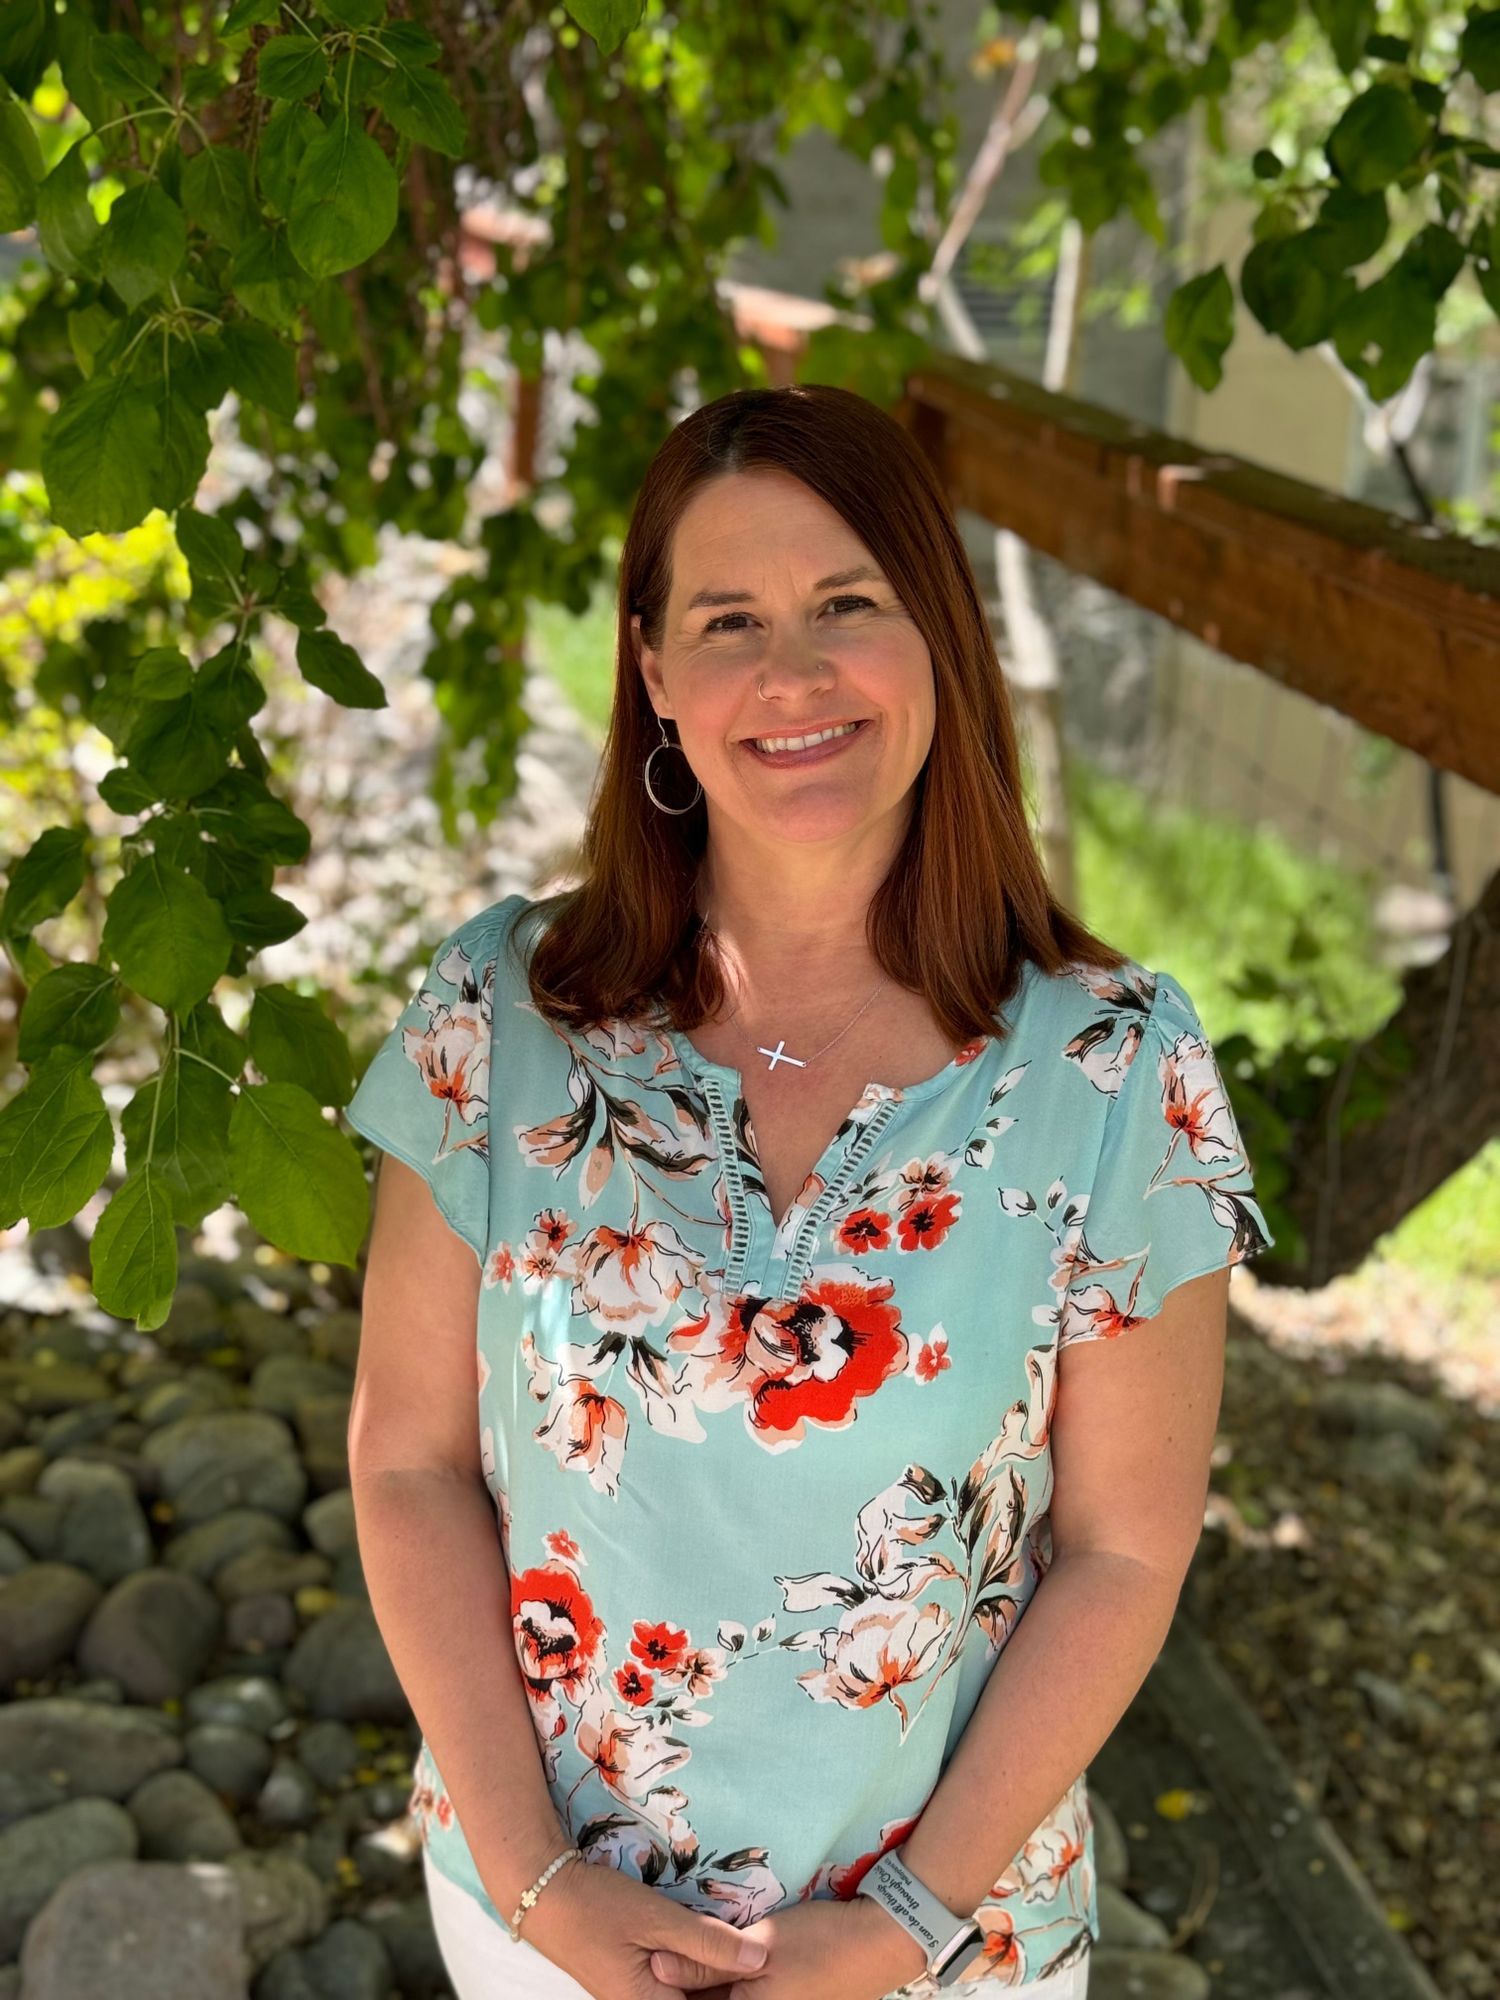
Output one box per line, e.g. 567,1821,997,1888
258,100,322,217
1240,229,1354,348
102,855,233,1013
56,6,107,131
155,386,212,513
231,1081,371,1264
287,123,397,278
175,505,246,618
377,19,441,65
1330,266,1435,399
230,224,315,326
124,672,233,799
1460,6,1500,90
17,962,120,1064
101,182,187,308
563,0,646,56
132,646,194,698
37,141,101,276
257,34,330,101
67,301,117,378
193,768,310,862
0,0,56,98
0,1046,115,1234
181,144,259,249
1,825,88,936
169,326,234,411
295,627,387,706
89,1162,179,1331
0,94,44,232
371,64,466,157
224,0,282,31
198,639,268,733
1325,82,1430,194
316,0,386,25
1313,184,1388,268
1309,0,1375,73
90,31,162,104
1164,265,1235,391
249,985,355,1104
42,372,164,537
222,319,299,418
120,1050,233,1229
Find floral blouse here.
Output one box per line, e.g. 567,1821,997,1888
344,893,1275,1994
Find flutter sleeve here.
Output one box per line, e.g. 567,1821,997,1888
1059,969,1275,1345
343,908,499,1263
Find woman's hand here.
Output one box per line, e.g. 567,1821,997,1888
516,1857,779,2000
648,1891,933,2000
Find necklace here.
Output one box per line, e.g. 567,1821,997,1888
698,920,887,1074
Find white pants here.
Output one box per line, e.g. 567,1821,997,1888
423,1847,1089,2000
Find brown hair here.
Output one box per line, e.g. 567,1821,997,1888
512,382,1127,1048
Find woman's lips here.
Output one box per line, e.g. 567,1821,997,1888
740,719,872,768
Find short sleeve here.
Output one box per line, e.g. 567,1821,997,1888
1059,969,1275,1345
343,909,499,1263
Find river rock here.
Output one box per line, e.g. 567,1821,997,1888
186,1671,292,1735
227,1301,305,1362
164,1508,297,1583
38,1459,153,1586
302,1488,356,1558
295,1720,360,1788
186,1721,276,1804
219,1849,329,1971
1088,1947,1212,1999
0,1492,62,1558
0,1525,31,1576
0,1695,181,1803
258,1754,321,1830
0,1796,137,1957
6,1360,111,1416
18,1856,249,1999
141,1410,299,1498
75,1567,223,1701
0,1561,102,1687
249,1354,351,1419
257,1917,393,2000
308,1311,363,1372
283,1601,407,1724
216,1547,331,1603
1098,1881,1172,1949
0,1445,45,1497
226,1589,298,1651
129,1768,244,1861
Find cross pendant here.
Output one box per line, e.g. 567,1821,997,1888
758,1040,806,1072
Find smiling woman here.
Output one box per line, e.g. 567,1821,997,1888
346,383,1274,2000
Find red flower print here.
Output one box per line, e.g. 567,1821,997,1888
630,1620,691,1673
545,1528,582,1564
573,1692,693,1805
511,1563,606,1700
436,1793,454,1829
836,1207,892,1254
486,1242,516,1287
674,1270,910,1446
517,1209,575,1284
615,1661,655,1705
914,1333,951,1381
403,1004,488,1133
827,1813,924,1899
794,1599,951,1731
896,1189,960,1252
1159,1027,1244,1166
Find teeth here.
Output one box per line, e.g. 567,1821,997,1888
750,721,862,754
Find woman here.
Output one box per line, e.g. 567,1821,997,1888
345,384,1274,2000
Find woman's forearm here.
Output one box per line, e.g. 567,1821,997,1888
351,1467,574,1914
897,1549,1181,1918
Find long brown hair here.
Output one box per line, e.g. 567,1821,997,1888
513,383,1127,1048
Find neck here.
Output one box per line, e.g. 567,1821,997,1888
694,829,899,992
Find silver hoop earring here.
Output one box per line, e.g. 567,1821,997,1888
643,716,703,815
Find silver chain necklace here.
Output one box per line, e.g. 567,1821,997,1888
699,922,886,1074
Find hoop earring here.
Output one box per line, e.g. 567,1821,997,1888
643,715,703,815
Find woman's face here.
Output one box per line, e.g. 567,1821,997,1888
634,468,936,855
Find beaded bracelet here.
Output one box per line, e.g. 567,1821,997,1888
506,1845,584,1942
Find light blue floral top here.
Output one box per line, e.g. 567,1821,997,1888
344,893,1274,1993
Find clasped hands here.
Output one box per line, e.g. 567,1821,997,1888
648,1891,934,2000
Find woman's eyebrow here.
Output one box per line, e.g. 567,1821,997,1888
685,564,880,612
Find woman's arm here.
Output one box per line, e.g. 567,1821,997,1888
879,1268,1231,1958
349,1156,575,1916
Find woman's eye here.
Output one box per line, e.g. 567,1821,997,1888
703,596,874,635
